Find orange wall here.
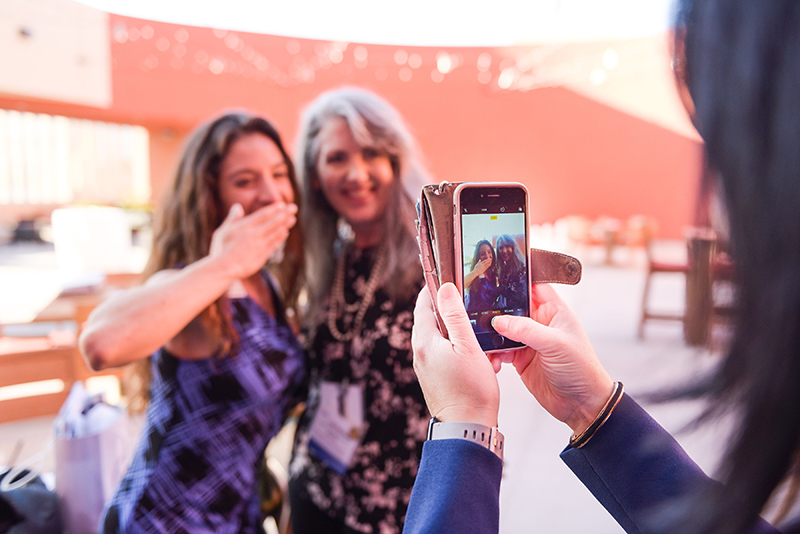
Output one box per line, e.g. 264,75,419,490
383,85,702,234
0,14,703,238
145,126,191,205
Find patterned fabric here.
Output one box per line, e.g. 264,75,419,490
289,246,428,534
466,276,499,313
100,287,304,534
496,261,526,310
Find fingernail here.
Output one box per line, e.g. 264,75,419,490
491,315,508,330
438,282,460,302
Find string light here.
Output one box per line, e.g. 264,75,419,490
110,21,660,92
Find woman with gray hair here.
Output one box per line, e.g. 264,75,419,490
287,87,430,534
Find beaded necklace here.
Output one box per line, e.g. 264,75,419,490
327,244,387,342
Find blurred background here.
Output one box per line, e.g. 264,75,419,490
1,1,738,532
0,0,706,319
0,0,698,249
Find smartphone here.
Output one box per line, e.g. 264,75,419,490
454,182,530,352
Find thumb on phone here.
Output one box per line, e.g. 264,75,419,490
491,314,552,350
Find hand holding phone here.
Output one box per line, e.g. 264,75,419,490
415,180,581,350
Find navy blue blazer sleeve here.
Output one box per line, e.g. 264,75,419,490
403,394,779,534
560,393,779,534
403,439,502,534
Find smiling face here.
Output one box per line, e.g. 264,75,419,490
498,244,514,263
217,132,294,217
315,117,395,247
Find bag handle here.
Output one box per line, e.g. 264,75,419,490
0,438,53,492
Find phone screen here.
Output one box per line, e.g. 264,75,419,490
458,185,529,352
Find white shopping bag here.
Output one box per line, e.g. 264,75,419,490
54,382,131,534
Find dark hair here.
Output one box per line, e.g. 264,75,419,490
670,1,800,532
129,111,303,410
147,112,303,304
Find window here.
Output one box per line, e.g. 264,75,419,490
0,109,150,206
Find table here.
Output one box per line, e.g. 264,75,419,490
33,272,142,323
683,228,718,346
34,291,108,323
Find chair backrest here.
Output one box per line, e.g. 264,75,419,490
0,345,78,423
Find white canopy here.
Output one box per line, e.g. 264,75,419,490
74,0,677,47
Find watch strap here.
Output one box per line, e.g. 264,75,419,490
427,417,504,461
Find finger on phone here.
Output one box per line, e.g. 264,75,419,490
492,314,553,349
412,287,438,339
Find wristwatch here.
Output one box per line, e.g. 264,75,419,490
426,417,504,461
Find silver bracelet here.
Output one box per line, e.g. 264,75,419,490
427,417,504,461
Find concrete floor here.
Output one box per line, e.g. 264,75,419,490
0,240,730,533
497,256,726,534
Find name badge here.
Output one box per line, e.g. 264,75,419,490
307,381,366,475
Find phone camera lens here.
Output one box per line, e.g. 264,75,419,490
500,207,505,212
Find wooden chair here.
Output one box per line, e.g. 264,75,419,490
0,343,78,424
0,297,131,424
640,226,735,345
638,221,690,339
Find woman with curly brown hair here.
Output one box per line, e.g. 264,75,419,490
81,111,304,534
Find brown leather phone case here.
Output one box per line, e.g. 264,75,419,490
416,181,582,337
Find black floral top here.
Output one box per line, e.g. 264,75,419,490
497,260,527,310
289,245,428,533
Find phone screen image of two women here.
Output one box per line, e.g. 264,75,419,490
460,198,529,351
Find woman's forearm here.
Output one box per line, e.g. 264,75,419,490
464,268,480,289
79,255,239,369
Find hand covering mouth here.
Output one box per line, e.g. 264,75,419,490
341,187,375,200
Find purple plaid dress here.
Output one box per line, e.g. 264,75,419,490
100,291,304,534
